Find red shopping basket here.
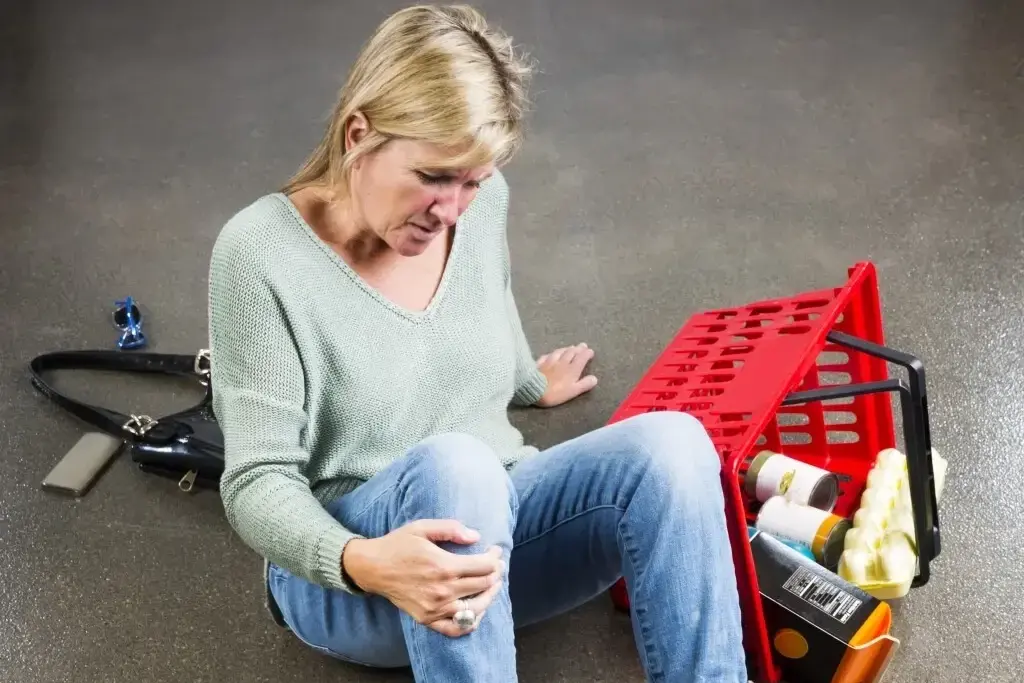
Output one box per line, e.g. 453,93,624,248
605,262,941,683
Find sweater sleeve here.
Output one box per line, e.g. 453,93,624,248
208,227,363,593
505,275,548,406
492,175,548,407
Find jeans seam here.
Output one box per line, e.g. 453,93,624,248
334,481,398,523
341,447,436,522
512,504,625,549
619,516,664,682
622,442,666,682
407,618,427,680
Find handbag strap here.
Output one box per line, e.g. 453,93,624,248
29,348,212,443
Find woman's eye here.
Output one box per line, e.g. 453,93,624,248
415,171,482,189
415,171,448,185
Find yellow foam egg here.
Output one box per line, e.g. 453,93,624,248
866,466,899,492
861,485,897,513
843,525,882,552
897,478,913,508
878,532,917,581
876,448,907,472
838,549,872,584
853,506,888,535
891,508,916,540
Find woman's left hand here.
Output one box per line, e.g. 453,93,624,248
535,343,598,408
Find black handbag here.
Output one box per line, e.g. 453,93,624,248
29,348,224,492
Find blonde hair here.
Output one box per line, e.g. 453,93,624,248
283,4,534,195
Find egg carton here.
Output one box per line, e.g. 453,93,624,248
837,447,948,599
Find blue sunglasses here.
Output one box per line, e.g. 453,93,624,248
113,296,147,350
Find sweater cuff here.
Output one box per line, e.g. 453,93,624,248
316,525,365,593
514,367,549,406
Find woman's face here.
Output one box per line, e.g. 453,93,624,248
347,125,495,257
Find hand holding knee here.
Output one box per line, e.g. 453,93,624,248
342,519,505,637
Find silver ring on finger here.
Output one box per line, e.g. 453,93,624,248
453,599,476,630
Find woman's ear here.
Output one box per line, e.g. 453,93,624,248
345,111,370,150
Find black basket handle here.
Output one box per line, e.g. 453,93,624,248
781,331,941,587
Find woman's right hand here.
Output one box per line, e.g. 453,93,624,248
341,519,505,637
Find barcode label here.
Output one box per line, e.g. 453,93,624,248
782,567,862,624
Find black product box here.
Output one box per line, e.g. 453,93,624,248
750,529,899,683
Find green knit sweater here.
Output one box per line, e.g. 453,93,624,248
207,171,548,595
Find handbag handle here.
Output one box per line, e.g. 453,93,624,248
29,349,212,443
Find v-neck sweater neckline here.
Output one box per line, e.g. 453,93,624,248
271,192,465,323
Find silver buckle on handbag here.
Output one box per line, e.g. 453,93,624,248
194,348,211,382
123,414,157,436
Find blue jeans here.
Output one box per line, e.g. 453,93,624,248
268,412,748,682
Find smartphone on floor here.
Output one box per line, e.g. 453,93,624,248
42,432,124,496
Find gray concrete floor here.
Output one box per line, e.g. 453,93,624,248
2,0,1023,681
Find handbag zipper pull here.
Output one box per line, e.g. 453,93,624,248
178,470,198,493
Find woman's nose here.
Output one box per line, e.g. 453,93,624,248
429,188,463,227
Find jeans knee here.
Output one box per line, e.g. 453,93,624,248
403,433,517,536
619,411,723,491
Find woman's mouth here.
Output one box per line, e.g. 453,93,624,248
408,222,441,238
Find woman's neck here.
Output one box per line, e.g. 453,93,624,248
293,186,392,266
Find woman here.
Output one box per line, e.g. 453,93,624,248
208,5,747,682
